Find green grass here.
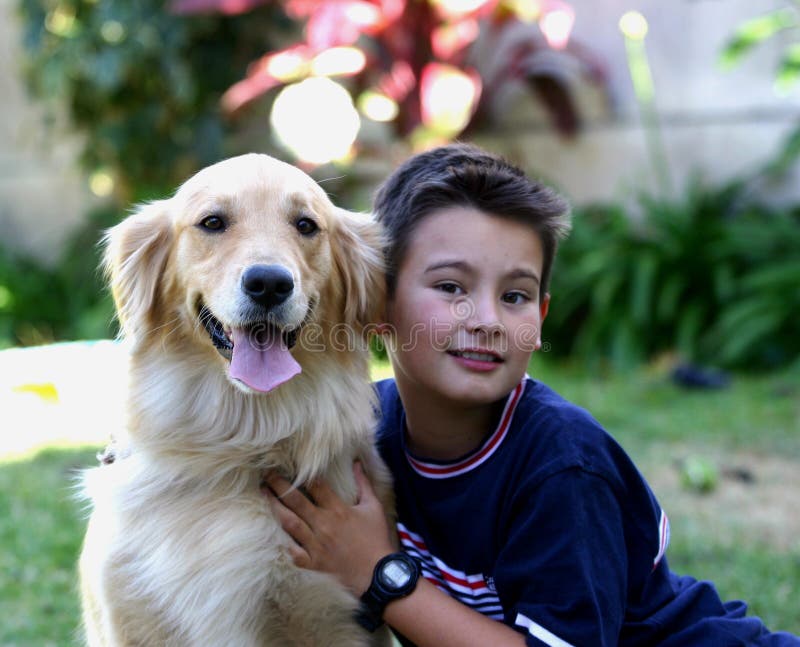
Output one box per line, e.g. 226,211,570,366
529,357,800,634
1,445,96,647
2,360,798,644
529,357,800,457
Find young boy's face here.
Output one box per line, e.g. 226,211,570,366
385,205,549,408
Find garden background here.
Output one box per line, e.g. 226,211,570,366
1,0,798,644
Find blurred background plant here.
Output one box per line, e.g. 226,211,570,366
171,0,608,162
16,0,290,204
0,207,116,347
719,3,800,179
546,179,800,370
4,0,799,374
541,4,800,372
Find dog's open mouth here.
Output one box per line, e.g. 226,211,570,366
198,303,302,393
199,305,234,359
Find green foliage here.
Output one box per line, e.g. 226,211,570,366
0,207,118,348
546,180,800,370
16,0,287,202
720,4,800,176
719,8,799,73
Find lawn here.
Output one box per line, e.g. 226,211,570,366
1,344,798,645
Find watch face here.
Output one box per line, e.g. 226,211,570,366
379,559,413,589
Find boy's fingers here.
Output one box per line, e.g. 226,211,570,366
287,543,312,569
306,479,338,509
266,476,317,520
264,473,292,496
267,490,315,548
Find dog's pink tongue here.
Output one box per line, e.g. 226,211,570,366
229,327,301,393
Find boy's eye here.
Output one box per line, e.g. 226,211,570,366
502,291,529,305
436,282,462,294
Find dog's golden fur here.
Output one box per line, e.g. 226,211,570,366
79,154,393,646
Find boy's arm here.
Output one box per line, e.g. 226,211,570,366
264,465,526,647
383,577,526,646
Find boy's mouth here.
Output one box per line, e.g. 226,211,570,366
447,349,503,363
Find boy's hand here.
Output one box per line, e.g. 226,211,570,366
264,461,395,596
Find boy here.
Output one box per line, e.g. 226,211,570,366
265,144,798,646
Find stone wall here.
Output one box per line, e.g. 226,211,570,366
0,0,95,263
477,0,800,205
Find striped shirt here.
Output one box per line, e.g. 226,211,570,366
375,377,795,646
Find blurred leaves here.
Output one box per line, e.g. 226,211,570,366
720,4,800,180
16,0,289,203
719,7,798,70
557,2,800,375
0,207,118,348
173,0,610,153
546,179,800,370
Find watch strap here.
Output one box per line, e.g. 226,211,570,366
355,588,386,632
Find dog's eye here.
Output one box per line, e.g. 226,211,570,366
199,215,226,232
295,217,319,236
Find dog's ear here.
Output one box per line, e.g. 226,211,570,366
330,208,386,330
102,200,173,342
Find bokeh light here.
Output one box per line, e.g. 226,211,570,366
45,4,78,37
505,0,541,22
270,77,361,165
266,49,308,82
619,10,649,41
358,90,399,122
100,20,126,44
89,169,115,197
420,64,481,135
0,285,13,311
540,4,575,50
431,0,491,19
311,47,366,77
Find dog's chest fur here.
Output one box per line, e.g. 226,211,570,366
80,347,388,646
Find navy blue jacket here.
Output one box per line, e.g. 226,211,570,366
375,377,798,646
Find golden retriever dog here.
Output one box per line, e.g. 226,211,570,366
79,154,393,646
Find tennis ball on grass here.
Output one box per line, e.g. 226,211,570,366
680,456,719,493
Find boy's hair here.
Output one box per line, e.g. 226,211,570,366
373,143,571,300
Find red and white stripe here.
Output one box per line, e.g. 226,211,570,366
405,378,526,479
653,508,670,569
398,523,504,619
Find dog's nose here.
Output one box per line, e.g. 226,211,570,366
242,265,294,309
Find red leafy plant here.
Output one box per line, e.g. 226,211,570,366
172,0,609,161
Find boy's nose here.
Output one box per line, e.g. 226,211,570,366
459,295,501,332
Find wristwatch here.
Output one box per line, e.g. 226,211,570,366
355,552,421,632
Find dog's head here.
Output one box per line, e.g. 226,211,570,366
103,153,384,394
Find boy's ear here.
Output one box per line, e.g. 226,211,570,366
102,200,174,344
540,293,550,322
536,293,551,350
329,208,386,330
